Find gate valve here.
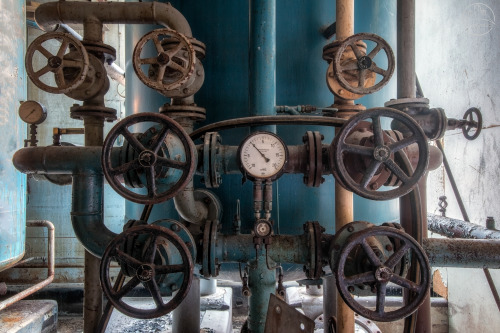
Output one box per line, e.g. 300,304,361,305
102,112,196,204
333,33,395,95
452,107,483,140
100,225,194,319
133,28,196,96
335,226,430,322
330,107,429,201
26,32,90,94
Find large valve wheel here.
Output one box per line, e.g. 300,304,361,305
331,107,429,201
25,32,89,94
102,112,196,204
334,33,395,95
100,225,194,319
462,107,483,140
133,28,196,93
335,227,430,322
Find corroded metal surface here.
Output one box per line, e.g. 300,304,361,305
428,214,500,240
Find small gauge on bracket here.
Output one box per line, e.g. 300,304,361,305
237,131,288,181
254,219,273,238
18,101,47,125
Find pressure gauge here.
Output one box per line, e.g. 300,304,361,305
238,132,288,180
18,101,47,125
254,219,273,238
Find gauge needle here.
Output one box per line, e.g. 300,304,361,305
251,143,270,162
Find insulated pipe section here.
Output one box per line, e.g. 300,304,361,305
35,1,192,37
428,214,500,240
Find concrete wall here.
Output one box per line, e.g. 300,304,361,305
416,1,500,332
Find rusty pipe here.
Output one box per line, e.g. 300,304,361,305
34,1,192,37
0,220,55,311
428,214,500,240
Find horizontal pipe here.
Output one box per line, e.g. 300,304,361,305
35,1,192,36
428,214,500,240
0,220,55,311
423,238,500,269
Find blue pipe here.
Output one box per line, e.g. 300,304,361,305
248,255,276,333
249,0,276,133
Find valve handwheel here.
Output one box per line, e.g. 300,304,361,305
25,32,89,94
335,227,430,322
462,107,483,140
334,33,395,95
331,107,429,201
102,113,196,204
133,28,196,93
100,225,194,319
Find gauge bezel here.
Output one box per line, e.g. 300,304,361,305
237,131,289,181
254,219,273,238
18,100,47,125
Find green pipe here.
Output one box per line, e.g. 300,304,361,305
248,255,276,333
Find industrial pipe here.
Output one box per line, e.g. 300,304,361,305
0,220,55,311
428,214,500,240
34,1,192,37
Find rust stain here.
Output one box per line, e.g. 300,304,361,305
1,316,22,323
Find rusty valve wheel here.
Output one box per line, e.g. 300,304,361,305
335,227,430,322
331,107,429,201
462,107,483,140
334,33,395,95
25,32,89,94
133,28,196,93
100,225,194,319
102,112,196,204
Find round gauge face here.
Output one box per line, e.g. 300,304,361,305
238,132,288,180
255,220,272,238
18,100,47,125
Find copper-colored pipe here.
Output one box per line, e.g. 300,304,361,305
0,220,55,311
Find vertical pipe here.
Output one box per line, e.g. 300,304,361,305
248,255,276,333
397,0,416,99
323,275,337,329
249,0,276,133
172,277,201,333
335,0,356,332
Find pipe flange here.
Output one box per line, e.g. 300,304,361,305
201,220,219,278
304,221,325,280
302,131,325,187
70,104,117,121
81,41,117,63
202,132,222,188
322,103,366,117
384,98,430,113
65,53,107,101
191,189,223,222
159,104,207,122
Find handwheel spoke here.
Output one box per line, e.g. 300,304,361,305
36,45,53,59
34,65,52,78
110,159,141,176
371,65,388,77
166,42,184,58
114,276,140,299
120,128,146,153
150,126,170,153
350,43,363,59
371,116,384,146
56,40,70,58
156,65,167,83
140,57,158,65
345,271,376,285
115,249,143,270
384,243,410,270
146,280,164,308
390,275,421,293
367,43,383,59
145,166,157,198
341,62,359,72
156,156,187,170
360,160,382,189
167,61,186,73
342,144,374,156
153,36,164,53
376,282,387,315
359,69,367,87
143,234,158,263
156,264,185,275
384,158,411,184
55,67,65,83
389,135,417,153
362,239,382,266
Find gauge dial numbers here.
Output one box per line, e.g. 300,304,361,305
238,132,288,181
18,101,47,125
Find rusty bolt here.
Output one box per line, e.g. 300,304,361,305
385,244,393,251
96,72,102,79
183,88,189,94
347,226,354,232
339,89,345,95
348,286,355,293
171,224,180,232
196,70,202,76
186,242,192,248
370,182,379,190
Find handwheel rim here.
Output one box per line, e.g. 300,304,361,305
332,107,429,201
102,112,196,204
100,225,194,319
335,227,430,322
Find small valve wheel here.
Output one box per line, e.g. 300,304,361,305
331,107,429,201
334,33,395,95
25,32,89,94
462,107,483,140
335,226,430,322
100,225,194,319
102,113,196,204
133,28,196,93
